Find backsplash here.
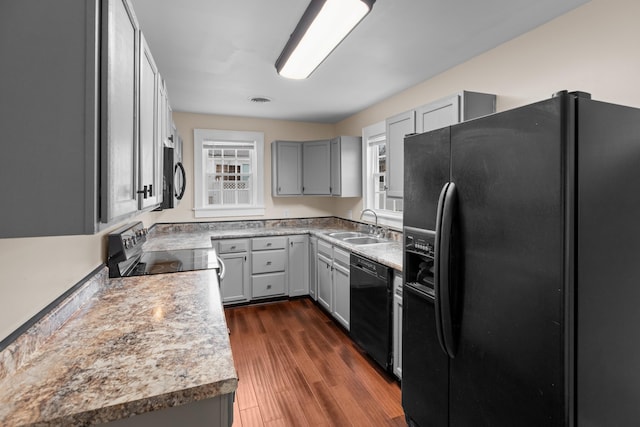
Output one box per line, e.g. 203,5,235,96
0,267,109,381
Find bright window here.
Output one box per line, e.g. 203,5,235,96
193,129,265,218
362,121,402,228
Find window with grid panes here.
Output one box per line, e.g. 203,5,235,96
194,129,265,218
362,121,403,228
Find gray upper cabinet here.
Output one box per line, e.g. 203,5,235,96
302,140,331,195
330,136,362,197
385,91,496,200
138,33,162,209
101,0,140,222
272,141,303,196
1,0,101,238
385,110,416,199
416,91,496,133
0,0,169,238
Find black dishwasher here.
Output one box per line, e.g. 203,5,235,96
350,253,393,372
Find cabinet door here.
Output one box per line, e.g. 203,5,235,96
333,263,350,330
330,138,341,196
138,33,161,209
309,237,318,300
302,140,331,195
101,0,140,222
317,254,333,312
219,252,249,304
415,95,460,134
385,110,415,198
392,272,403,378
273,141,302,195
288,235,309,297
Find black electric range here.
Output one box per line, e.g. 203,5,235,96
107,222,220,278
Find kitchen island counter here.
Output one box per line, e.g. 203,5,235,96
0,269,237,426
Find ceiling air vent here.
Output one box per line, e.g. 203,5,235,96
249,96,272,104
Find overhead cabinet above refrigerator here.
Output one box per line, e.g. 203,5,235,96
401,91,640,427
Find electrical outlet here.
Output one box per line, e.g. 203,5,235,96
284,209,290,218
347,209,353,219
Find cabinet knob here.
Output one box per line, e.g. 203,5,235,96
230,246,236,250
267,284,272,289
266,261,272,265
266,242,272,247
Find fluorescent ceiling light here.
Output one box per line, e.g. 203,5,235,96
276,0,375,80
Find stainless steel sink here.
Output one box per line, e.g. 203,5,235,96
343,236,389,245
328,231,368,239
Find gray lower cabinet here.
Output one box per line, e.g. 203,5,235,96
392,271,403,379
332,247,350,330
317,254,333,312
251,237,287,299
0,0,168,238
216,239,250,305
106,393,233,426
309,236,318,300
316,239,350,330
288,235,309,297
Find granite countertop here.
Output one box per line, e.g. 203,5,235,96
0,270,237,426
143,225,403,271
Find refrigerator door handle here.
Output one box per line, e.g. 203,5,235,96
434,182,449,357
435,181,457,358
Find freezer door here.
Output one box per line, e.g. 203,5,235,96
404,128,451,230
448,98,566,426
576,99,640,426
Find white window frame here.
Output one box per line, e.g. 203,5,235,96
362,121,403,229
193,129,265,218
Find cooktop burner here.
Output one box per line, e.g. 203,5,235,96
129,248,220,276
107,222,220,278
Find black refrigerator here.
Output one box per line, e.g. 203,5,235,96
401,91,640,427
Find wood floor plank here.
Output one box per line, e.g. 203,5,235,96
225,299,404,427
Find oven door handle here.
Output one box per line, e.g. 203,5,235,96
216,256,226,281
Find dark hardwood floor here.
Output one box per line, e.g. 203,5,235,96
224,298,406,426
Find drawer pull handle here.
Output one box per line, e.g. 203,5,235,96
230,245,236,250
266,242,272,247
266,261,272,265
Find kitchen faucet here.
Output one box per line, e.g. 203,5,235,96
360,209,380,236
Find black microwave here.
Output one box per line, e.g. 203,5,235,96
161,146,185,209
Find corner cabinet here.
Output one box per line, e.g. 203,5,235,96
385,91,496,200
271,137,362,198
0,0,167,238
330,136,362,197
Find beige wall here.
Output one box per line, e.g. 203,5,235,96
1,0,638,342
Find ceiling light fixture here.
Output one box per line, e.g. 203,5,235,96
275,0,376,80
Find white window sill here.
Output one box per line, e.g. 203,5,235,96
194,206,265,218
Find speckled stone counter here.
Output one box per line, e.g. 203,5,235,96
144,218,403,271
0,269,237,426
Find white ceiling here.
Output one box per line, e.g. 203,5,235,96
130,0,589,123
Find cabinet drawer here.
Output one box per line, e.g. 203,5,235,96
218,239,248,254
252,236,287,251
318,239,332,257
333,247,350,267
252,272,286,298
252,249,286,274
